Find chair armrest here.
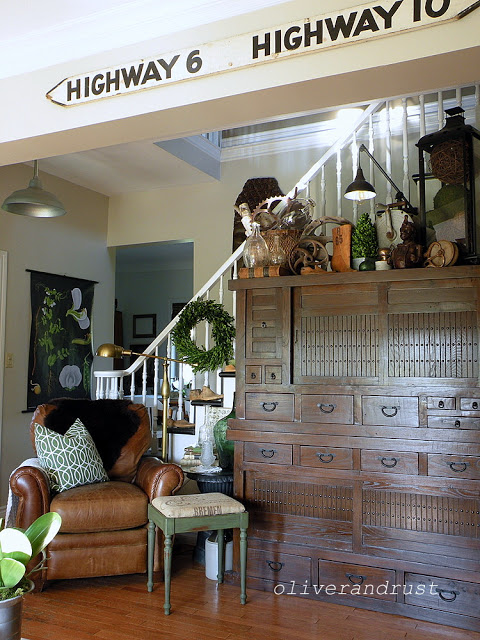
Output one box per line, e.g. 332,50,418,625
135,457,184,501
9,465,51,529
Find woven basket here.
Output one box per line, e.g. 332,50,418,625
261,229,302,270
430,139,466,185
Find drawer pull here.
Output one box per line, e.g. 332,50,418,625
346,573,366,585
260,448,276,458
449,461,468,473
380,456,398,468
250,372,257,379
436,588,459,602
438,400,445,408
381,405,398,418
266,560,284,572
454,420,461,428
317,402,336,414
316,452,335,463
473,402,479,410
261,321,267,328
262,401,278,412
270,373,276,380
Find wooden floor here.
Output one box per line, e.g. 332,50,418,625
22,540,480,640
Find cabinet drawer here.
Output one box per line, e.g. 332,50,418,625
405,573,480,617
248,548,312,583
245,393,294,421
427,396,456,410
244,442,292,465
361,449,418,475
362,396,419,427
460,397,480,411
427,416,479,430
265,365,282,385
318,560,396,601
301,395,353,424
428,453,480,479
245,365,262,384
300,446,353,469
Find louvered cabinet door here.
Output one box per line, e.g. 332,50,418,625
245,287,284,360
293,283,380,384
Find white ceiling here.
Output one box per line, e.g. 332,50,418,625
38,138,219,196
3,0,294,196
0,0,290,79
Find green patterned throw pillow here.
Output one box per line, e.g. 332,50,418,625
35,418,109,493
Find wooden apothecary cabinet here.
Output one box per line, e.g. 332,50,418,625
228,266,480,631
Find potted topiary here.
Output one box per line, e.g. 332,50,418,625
0,512,62,639
351,212,378,270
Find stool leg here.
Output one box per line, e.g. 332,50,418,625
217,529,224,584
240,527,247,605
164,534,173,615
147,520,155,592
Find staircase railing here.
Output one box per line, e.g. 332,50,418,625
94,243,244,418
94,83,478,459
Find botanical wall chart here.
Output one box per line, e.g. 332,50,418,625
27,271,96,410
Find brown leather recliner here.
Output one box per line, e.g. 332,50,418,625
9,399,184,588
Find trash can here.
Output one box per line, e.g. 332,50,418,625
205,532,233,580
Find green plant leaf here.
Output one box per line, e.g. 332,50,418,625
0,528,31,565
0,558,26,588
25,512,62,559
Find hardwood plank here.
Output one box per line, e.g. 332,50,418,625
20,544,480,640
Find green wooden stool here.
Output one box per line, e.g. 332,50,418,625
147,492,248,615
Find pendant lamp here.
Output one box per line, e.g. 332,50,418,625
1,160,66,218
344,165,376,201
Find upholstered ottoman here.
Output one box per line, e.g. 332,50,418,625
147,492,248,614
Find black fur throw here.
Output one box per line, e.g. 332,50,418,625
43,398,141,472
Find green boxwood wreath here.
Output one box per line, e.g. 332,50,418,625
171,299,235,374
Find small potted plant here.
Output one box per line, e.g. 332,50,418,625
0,512,62,638
351,212,378,270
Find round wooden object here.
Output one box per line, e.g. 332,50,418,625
424,240,459,268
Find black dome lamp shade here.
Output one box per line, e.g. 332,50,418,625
344,165,376,201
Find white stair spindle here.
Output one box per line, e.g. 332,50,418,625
385,100,392,204
419,94,426,138
177,362,184,421
351,134,358,222
419,94,426,175
336,149,342,219
368,114,375,217
402,98,409,201
320,165,326,218
141,359,147,405
203,290,210,389
130,372,136,400
438,91,444,129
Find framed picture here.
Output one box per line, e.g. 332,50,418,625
133,314,156,338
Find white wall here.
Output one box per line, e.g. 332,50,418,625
116,266,193,351
108,144,328,289
0,164,113,505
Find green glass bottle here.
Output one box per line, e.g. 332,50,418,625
213,395,236,471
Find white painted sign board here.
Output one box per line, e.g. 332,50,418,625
46,0,469,106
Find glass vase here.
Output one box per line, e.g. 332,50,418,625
243,222,269,268
268,233,287,267
213,395,236,471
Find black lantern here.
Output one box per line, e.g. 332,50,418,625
416,107,480,264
